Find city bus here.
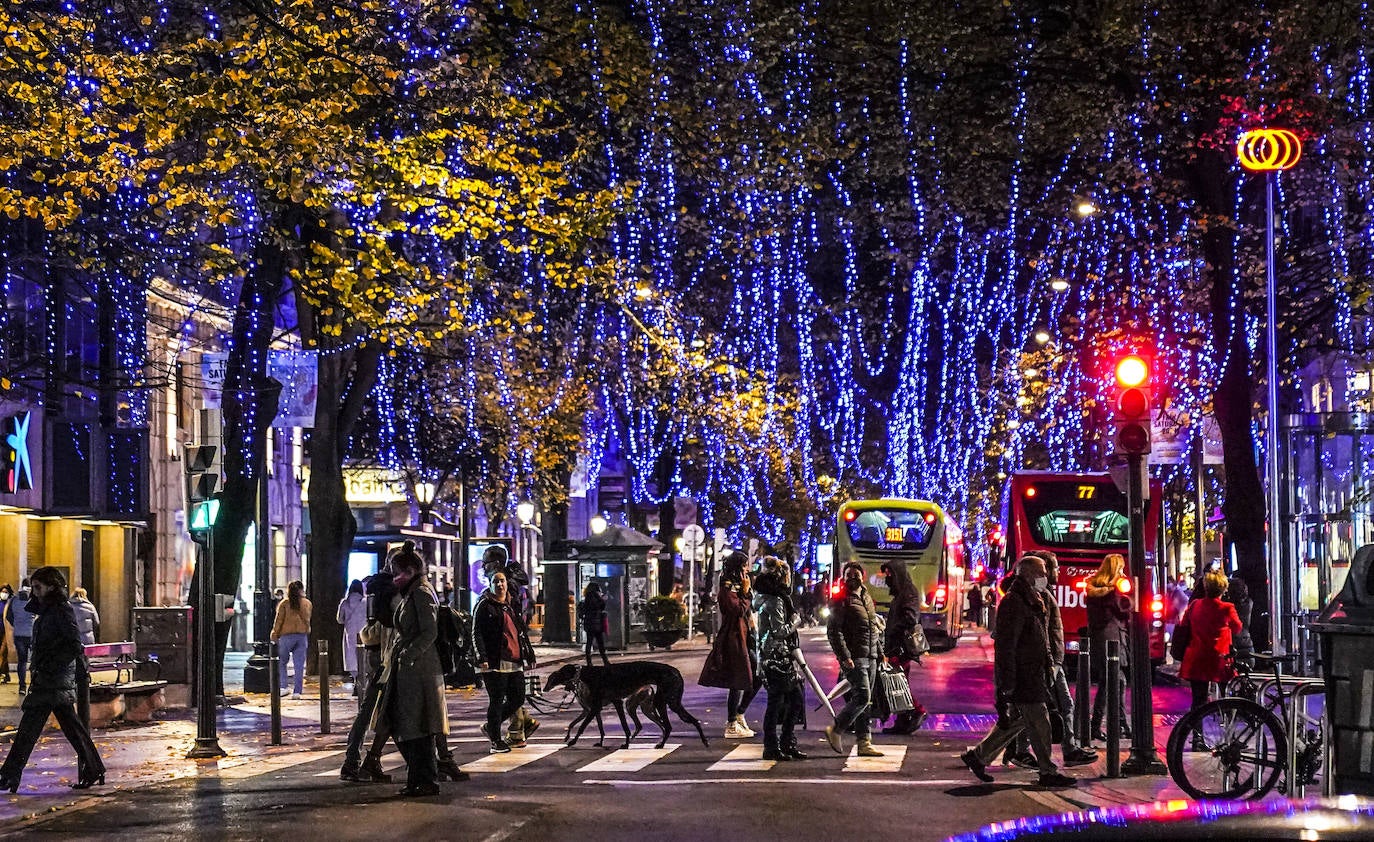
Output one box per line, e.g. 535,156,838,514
995,471,1167,670
835,498,967,648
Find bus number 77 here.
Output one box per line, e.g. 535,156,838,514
1076,485,1096,500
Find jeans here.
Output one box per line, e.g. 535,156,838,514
971,701,1059,774
584,629,610,667
0,696,104,783
483,671,525,741
345,659,385,767
834,657,879,741
278,633,308,694
13,637,30,689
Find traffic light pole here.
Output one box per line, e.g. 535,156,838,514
188,524,225,759
1122,450,1165,775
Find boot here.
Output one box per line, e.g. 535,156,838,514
762,728,788,761
782,740,809,760
436,758,469,782
359,753,392,783
856,739,885,758
339,759,362,781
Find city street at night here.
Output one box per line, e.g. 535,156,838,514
0,631,1196,841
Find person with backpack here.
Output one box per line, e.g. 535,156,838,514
4,580,35,695
578,582,611,667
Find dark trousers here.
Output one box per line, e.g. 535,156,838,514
1190,679,1211,710
834,658,879,741
13,637,30,689
396,737,437,788
1,697,104,783
483,671,525,740
345,661,385,767
763,682,803,751
584,630,610,667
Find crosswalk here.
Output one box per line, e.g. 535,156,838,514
311,738,918,780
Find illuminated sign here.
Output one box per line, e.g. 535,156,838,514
2,412,32,493
884,526,905,542
1236,128,1302,172
1076,485,1096,500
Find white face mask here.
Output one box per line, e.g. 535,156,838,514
1032,576,1049,593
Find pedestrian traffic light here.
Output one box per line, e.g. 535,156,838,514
184,444,219,546
1112,355,1152,456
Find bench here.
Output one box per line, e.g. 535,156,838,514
84,642,169,727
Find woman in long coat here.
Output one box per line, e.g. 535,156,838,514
336,579,368,683
0,566,104,792
1085,552,1131,741
375,546,448,797
880,561,929,733
698,551,758,738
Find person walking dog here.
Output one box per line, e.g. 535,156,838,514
0,567,105,792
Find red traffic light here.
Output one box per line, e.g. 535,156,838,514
1117,386,1149,419
1115,355,1149,388
1115,577,1133,595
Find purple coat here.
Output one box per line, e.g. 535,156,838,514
698,585,753,690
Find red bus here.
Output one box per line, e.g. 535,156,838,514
996,471,1167,669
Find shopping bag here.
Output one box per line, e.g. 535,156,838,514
877,663,915,714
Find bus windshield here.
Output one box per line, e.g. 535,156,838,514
845,508,934,551
1022,481,1129,548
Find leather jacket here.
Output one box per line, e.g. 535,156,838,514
827,584,880,663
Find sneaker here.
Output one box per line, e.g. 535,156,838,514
506,732,527,749
960,749,994,783
856,740,885,758
1063,747,1099,766
278,688,292,698
823,724,844,755
290,692,301,700
523,718,540,740
723,721,748,739
1036,770,1077,788
489,739,512,754
734,718,755,737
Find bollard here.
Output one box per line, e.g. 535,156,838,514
318,639,330,735
1106,639,1122,778
1075,632,1092,747
269,640,282,746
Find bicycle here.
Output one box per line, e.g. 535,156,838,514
1165,652,1325,800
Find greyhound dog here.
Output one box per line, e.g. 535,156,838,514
543,661,710,750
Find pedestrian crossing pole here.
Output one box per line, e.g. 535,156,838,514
1121,451,1165,775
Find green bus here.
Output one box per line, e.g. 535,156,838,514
834,498,967,649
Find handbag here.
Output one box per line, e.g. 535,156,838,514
905,625,931,659
1170,608,1192,662
876,663,915,715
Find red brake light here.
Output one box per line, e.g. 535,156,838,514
936,586,947,598
923,512,937,524
1151,599,1164,613
829,582,842,597
843,509,857,522
1025,486,1037,498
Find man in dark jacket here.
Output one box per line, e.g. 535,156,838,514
960,555,1076,788
1004,552,1098,768
824,562,884,757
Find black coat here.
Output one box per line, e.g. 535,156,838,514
26,597,83,708
473,591,533,668
579,591,607,633
827,584,880,663
993,578,1053,704
883,565,923,660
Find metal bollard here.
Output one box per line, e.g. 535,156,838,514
318,639,330,735
269,640,282,746
1106,639,1122,778
1075,633,1092,747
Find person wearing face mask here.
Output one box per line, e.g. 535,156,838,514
1002,552,1098,769
474,570,536,754
824,561,884,757
959,555,1076,788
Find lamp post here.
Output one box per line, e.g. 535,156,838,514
1237,128,1302,652
589,513,608,536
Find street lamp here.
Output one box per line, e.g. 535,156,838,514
589,514,608,536
1237,127,1303,654
1049,278,1071,292
416,481,437,531
1034,329,1052,345
517,500,536,525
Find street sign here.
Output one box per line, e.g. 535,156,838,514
681,524,705,556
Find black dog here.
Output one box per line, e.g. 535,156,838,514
544,662,710,750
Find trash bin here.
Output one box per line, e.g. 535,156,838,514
243,640,272,694
1312,542,1374,796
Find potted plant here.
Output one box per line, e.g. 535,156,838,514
643,595,687,650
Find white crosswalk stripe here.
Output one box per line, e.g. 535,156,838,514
459,742,564,773
705,743,777,773
842,744,906,773
578,744,680,773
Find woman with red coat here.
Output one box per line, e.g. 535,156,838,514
1179,572,1242,712
698,551,760,738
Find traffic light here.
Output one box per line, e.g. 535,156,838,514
185,444,219,545
1112,354,1152,456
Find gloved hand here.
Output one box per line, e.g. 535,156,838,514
995,690,1019,729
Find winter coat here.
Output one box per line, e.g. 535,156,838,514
993,577,1053,704
1085,579,1130,670
883,564,923,660
472,590,533,668
1228,590,1255,660
70,597,100,646
335,593,368,673
1045,586,1065,666
699,583,754,690
5,588,35,638
25,597,83,709
375,580,449,743
752,572,797,655
1180,597,1242,684
827,583,880,664
578,591,607,634
270,597,312,640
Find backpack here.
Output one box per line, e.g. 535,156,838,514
437,605,477,687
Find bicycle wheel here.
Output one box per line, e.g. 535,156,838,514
1222,673,1258,701
1166,698,1287,800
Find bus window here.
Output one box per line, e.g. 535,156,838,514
846,509,934,551
1022,482,1129,548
